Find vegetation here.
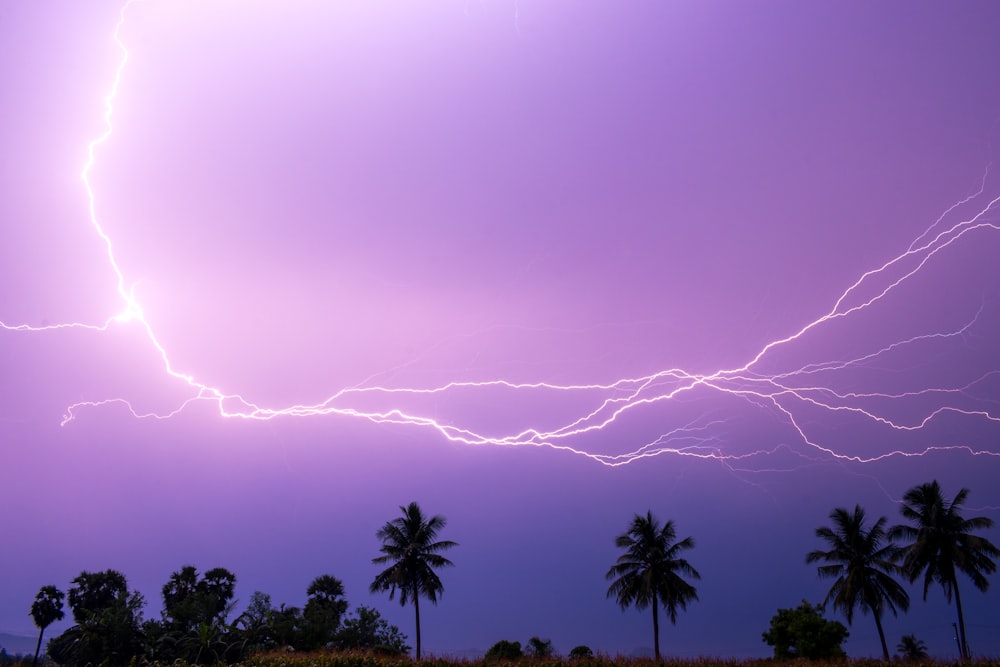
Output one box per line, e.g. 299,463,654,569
334,606,409,655
761,600,849,659
806,505,909,660
485,640,522,660
29,586,64,667
40,569,406,666
896,633,929,661
144,565,238,663
9,652,1000,667
22,482,1000,664
890,481,999,660
605,511,700,662
371,502,458,661
47,570,146,667
304,575,350,651
525,638,554,659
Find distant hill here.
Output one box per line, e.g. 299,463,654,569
0,632,37,657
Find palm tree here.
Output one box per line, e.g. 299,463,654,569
605,511,700,661
889,480,1000,660
896,633,929,660
370,501,457,660
806,505,910,660
30,585,65,667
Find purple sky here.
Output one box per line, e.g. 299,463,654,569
3,0,1000,659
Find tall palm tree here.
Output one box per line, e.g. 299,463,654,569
605,511,700,661
889,480,1000,660
30,585,65,667
806,505,910,660
370,501,457,660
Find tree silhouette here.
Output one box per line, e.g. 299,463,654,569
896,633,929,660
605,511,700,661
155,565,237,662
890,481,999,659
333,606,409,655
370,501,457,660
806,505,909,660
526,636,554,658
49,570,145,667
762,600,849,659
302,574,348,649
29,586,64,667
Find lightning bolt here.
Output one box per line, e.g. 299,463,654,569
3,1,1000,474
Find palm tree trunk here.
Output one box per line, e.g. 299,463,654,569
953,577,969,660
652,592,660,662
414,584,422,661
872,610,889,661
32,627,45,667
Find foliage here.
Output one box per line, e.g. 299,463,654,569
236,591,277,652
761,600,849,660
484,640,522,660
47,569,145,667
333,606,409,655
525,637,554,659
150,565,239,663
890,480,999,660
302,575,349,651
370,501,457,660
270,604,305,649
606,511,700,662
29,585,65,667
806,505,909,660
896,633,929,660
161,566,236,633
569,645,594,659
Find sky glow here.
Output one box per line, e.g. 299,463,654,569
2,0,1000,659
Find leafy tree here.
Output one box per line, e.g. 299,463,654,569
761,600,849,659
301,575,348,650
370,501,457,660
526,636,554,658
270,604,304,649
48,570,145,667
235,591,276,652
896,633,929,660
806,505,910,660
333,606,409,655
161,566,236,633
30,585,65,667
569,645,594,659
484,639,522,660
156,565,238,663
605,511,700,661
889,480,1000,660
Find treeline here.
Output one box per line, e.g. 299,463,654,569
29,568,408,667
24,481,1000,665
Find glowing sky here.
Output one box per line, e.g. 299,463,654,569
2,0,1000,659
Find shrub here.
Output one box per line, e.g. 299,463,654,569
762,599,849,659
526,637,554,659
485,640,522,660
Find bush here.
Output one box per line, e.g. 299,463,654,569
762,599,849,659
526,637,553,659
485,639,522,660
568,645,594,659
